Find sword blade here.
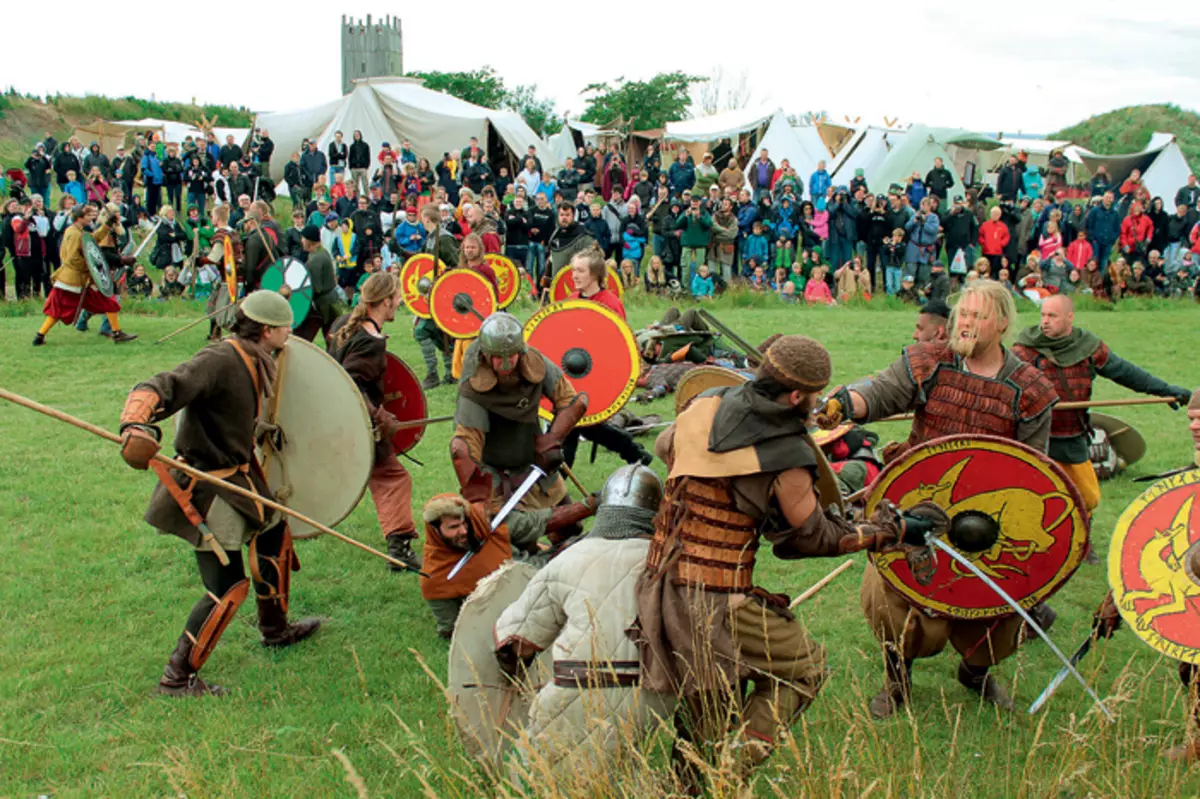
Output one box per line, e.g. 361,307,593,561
1028,635,1094,715
926,536,1114,722
446,548,474,581
491,467,545,532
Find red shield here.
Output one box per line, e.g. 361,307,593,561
382,353,428,455
865,435,1089,620
485,254,521,309
523,300,638,426
549,266,625,303
430,269,497,339
400,253,444,319
1109,469,1200,663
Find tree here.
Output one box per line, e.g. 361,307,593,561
580,72,705,131
407,66,508,110
505,84,562,138
695,68,752,117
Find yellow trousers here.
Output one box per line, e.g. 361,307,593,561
1058,459,1101,512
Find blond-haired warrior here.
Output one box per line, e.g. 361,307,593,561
816,280,1060,718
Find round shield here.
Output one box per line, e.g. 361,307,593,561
400,253,442,319
1109,469,1200,664
485,254,521,309
224,235,238,303
449,562,551,770
674,365,748,414
259,258,312,329
430,269,497,340
382,352,428,455
811,423,855,450
523,300,638,426
261,336,374,540
549,265,625,303
865,434,1089,620
1091,412,1146,467
82,234,114,297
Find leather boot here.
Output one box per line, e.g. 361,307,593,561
421,372,440,390
1019,603,1058,645
155,633,226,697
387,535,423,571
111,330,138,343
256,597,321,648
868,651,912,720
957,661,1014,710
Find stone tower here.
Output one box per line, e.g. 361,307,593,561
341,14,403,95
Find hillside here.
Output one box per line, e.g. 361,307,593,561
1051,103,1200,171
0,92,254,170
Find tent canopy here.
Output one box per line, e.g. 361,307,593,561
868,126,1001,195
742,113,830,193
830,128,908,184
1077,133,1193,204
255,77,556,184
664,104,779,143
72,117,250,155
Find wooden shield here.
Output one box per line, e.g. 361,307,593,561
810,423,855,449
1109,469,1200,664
674,365,750,414
262,336,374,539
549,265,624,302
259,258,312,329
1091,412,1146,466
449,562,551,771
382,352,427,455
523,300,638,426
224,235,238,302
485,253,521,309
400,253,442,319
865,435,1090,620
430,269,497,339
82,234,114,297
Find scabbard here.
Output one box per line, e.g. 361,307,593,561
150,459,231,566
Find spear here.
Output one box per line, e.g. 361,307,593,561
153,296,247,345
872,395,1178,423
0,387,427,577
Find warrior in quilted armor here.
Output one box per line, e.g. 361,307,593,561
634,335,937,788
1012,294,1191,512
816,280,1060,719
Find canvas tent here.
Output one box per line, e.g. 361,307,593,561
977,138,1087,184
71,117,250,155
1076,133,1193,204
742,116,830,194
663,106,828,181
830,127,908,185
546,119,620,166
867,126,1003,195
255,77,556,185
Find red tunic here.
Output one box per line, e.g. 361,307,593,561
571,287,626,320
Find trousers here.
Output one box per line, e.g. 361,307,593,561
369,456,416,539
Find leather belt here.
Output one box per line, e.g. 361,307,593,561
552,660,640,688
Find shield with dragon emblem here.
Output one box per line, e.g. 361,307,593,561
485,253,521,309
1109,469,1200,664
864,434,1090,620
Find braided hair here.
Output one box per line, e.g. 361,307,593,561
332,271,399,347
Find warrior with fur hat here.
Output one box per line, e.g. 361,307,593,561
635,334,940,787
420,494,512,638
816,279,1059,718
117,291,320,696
451,312,597,553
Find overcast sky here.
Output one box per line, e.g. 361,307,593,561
5,1,1199,135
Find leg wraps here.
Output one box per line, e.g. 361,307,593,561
186,549,251,671
418,335,439,374
248,522,300,612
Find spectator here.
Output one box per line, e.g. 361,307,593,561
709,198,737,283
805,265,835,304
1148,196,1171,255
747,262,768,290
905,170,927,207
516,157,540,199
835,258,871,302
690,262,715,298
942,194,978,273
52,142,82,198
82,142,110,180
904,197,940,285
1086,191,1121,264
348,131,371,195
160,265,184,298
825,188,859,270
527,193,556,281
1119,168,1144,199
63,171,86,207
255,128,274,173
979,205,1011,274
809,160,831,203
1125,261,1155,296
573,146,596,192
1038,220,1063,261
719,158,744,195
1021,160,1044,200
850,168,868,196
283,209,307,260
151,206,187,270
301,140,328,191
925,157,955,201
641,144,661,186
924,261,950,304
1066,229,1093,272
882,227,906,295
185,155,211,219
127,264,154,298
219,134,243,167
741,219,770,274
668,150,695,197
227,162,253,205
693,152,719,197
25,145,53,203
1119,200,1154,262
1175,175,1200,210
645,254,666,292
284,152,308,208
996,155,1024,202
623,223,647,270
161,145,184,212
1089,165,1111,198
772,162,803,203
896,274,920,304
678,196,712,283
137,145,164,216
748,148,776,202
1080,257,1106,297
328,131,348,181
85,167,109,206
601,155,628,201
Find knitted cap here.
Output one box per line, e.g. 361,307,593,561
760,335,831,393
241,290,294,327
301,224,321,243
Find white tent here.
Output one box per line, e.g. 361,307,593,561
830,127,908,185
72,117,251,155
255,77,557,184
976,138,1087,184
664,104,779,143
867,126,1003,196
546,119,618,166
1076,132,1193,204
742,113,830,192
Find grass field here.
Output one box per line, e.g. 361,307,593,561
3,295,1200,798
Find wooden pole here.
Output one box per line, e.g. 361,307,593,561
0,388,427,576
392,414,455,431
153,296,246,345
872,395,1177,423
560,463,590,497
789,559,855,609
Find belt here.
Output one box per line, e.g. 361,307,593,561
552,660,640,689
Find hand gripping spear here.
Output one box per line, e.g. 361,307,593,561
0,388,428,577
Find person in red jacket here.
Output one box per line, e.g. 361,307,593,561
1119,200,1154,261
978,205,1011,273
1119,168,1144,197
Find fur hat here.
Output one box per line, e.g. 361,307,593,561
422,494,467,525
759,335,831,393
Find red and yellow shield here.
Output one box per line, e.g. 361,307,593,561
382,352,428,455
865,435,1089,620
549,266,625,303
485,254,520,309
400,253,444,319
430,269,497,339
523,300,638,426
1109,469,1200,664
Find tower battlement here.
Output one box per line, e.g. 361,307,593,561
341,14,403,95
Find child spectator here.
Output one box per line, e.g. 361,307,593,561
835,258,871,302
805,265,836,305
896,274,921,304
690,263,715,298
619,258,638,289
779,280,797,303
127,264,154,298
331,172,347,200
749,263,768,291
1066,229,1093,271
1038,220,1063,261
622,224,646,271
741,220,770,275
787,261,807,294
86,167,109,205
64,170,86,206
645,255,666,293
973,256,991,280
333,218,359,295
583,203,610,250
773,236,794,272
882,228,906,295
160,266,184,298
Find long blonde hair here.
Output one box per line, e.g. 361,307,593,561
333,272,398,347
948,279,1018,342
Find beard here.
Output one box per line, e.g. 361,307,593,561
950,332,978,358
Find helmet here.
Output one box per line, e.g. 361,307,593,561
477,312,526,358
600,464,663,512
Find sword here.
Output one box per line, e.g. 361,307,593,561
924,535,1115,722
1134,465,1198,483
149,460,230,566
130,216,163,260
1027,634,1095,715
447,465,546,581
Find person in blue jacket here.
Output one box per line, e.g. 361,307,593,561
1085,191,1121,266
140,147,164,216
904,197,941,287
1021,161,1045,201
667,149,695,197
809,160,831,203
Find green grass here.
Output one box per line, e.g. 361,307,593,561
3,299,1200,797
1052,103,1200,173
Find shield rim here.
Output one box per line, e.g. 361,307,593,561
523,299,638,426
1108,469,1200,664
1090,412,1146,465
260,258,313,330
485,253,521,309
430,269,497,340
270,335,374,540
549,266,625,303
810,422,855,449
865,433,1089,620
673,365,748,414
400,253,442,319
82,234,114,297
383,352,428,455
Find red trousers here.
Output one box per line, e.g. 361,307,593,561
369,455,416,539
43,286,120,322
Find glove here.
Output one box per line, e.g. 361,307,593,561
371,407,404,442
815,385,853,430
451,437,492,505
900,501,950,546
534,443,564,475
1168,386,1192,410
120,426,160,470
1093,590,1122,639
